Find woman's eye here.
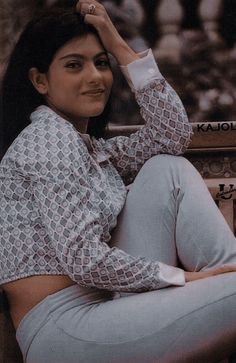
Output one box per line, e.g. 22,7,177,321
65,62,82,69
96,59,110,68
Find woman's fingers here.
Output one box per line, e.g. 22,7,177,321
185,264,236,282
76,0,108,34
76,0,103,17
214,264,236,274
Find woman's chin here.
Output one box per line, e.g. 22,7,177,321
88,108,104,118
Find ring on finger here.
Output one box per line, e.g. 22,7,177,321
88,4,96,14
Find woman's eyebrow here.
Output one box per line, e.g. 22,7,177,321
94,52,108,59
59,51,108,61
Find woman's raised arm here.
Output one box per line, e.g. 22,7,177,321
76,0,140,66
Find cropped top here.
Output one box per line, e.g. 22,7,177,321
0,50,193,292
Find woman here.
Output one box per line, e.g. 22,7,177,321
1,1,236,362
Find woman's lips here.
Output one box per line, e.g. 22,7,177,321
82,89,105,96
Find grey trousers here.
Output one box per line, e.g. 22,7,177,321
16,155,236,363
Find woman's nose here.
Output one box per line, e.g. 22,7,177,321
86,64,102,84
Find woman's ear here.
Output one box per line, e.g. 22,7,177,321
28,68,48,95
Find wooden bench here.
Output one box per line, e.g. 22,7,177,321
0,121,235,362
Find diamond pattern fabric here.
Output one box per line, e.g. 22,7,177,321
99,79,192,182
0,66,192,292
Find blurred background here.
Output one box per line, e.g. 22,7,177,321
0,0,236,126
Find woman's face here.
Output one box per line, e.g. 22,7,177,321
34,34,113,132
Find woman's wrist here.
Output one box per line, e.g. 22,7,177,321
109,38,140,66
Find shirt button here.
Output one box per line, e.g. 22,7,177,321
148,68,155,74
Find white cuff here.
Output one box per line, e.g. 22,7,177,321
119,49,163,91
158,262,186,287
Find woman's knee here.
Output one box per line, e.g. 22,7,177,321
138,154,194,179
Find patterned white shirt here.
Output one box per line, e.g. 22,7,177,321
0,50,192,291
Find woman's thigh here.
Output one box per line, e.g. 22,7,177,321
110,155,180,266
26,273,236,363
110,155,236,271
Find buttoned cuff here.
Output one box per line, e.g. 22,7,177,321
119,49,163,91
158,262,186,287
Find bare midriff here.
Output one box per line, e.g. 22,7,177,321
2,275,76,329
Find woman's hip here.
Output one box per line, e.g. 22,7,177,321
16,274,236,363
16,284,113,362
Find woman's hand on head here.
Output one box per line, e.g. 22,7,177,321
76,0,139,65
184,264,236,282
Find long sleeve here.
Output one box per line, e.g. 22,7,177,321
94,49,193,181
23,111,185,292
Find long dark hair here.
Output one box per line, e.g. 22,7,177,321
1,8,112,157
